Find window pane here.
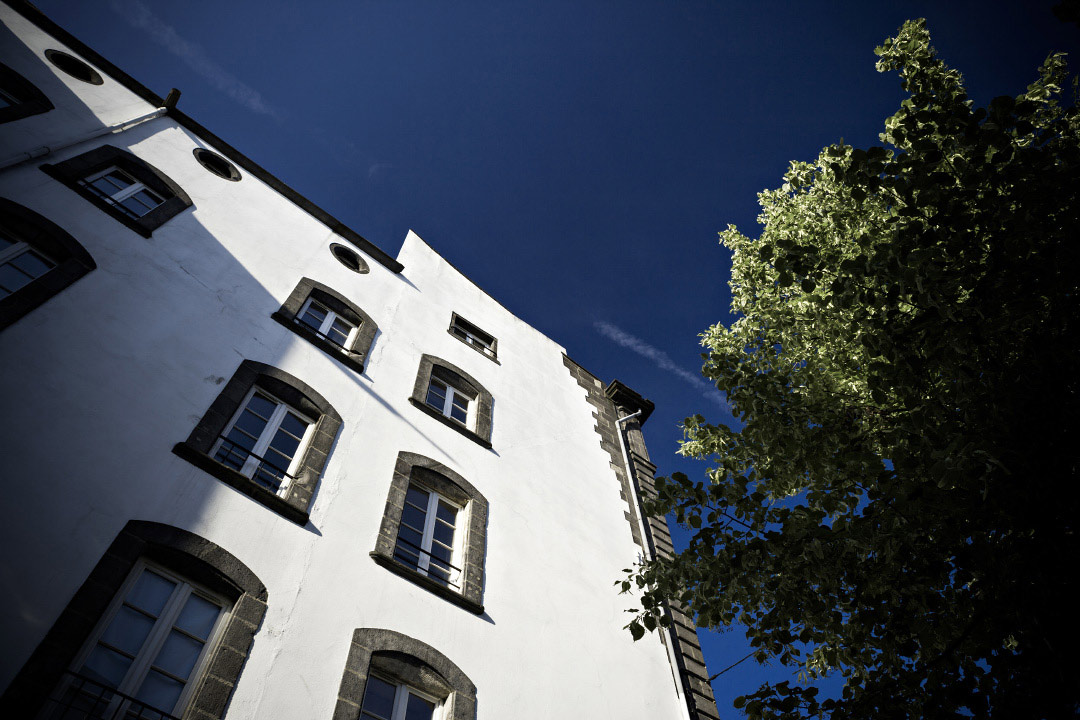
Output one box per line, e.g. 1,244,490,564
0,263,34,295
268,428,302,459
425,384,446,409
246,393,278,419
429,542,452,564
11,249,53,278
400,504,426,533
359,676,396,720
449,403,468,424
405,485,429,508
233,408,269,439
279,412,309,438
393,545,421,570
396,525,423,549
126,571,176,616
327,318,351,346
103,170,134,189
252,464,284,492
81,645,132,689
405,692,436,720
175,594,220,640
134,669,184,715
299,302,327,329
152,630,204,679
0,232,16,251
100,605,155,657
432,521,454,548
435,500,457,525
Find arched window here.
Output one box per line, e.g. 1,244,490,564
335,629,477,720
0,61,54,123
40,145,193,237
371,452,488,613
271,277,378,373
173,360,343,525
0,521,267,720
0,197,95,330
409,355,493,448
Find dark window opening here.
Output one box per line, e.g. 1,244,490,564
44,49,103,85
193,148,241,181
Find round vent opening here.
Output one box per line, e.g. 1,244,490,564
45,50,103,85
330,243,369,274
193,148,241,181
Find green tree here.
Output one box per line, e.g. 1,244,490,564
627,19,1079,719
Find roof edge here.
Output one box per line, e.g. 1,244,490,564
3,0,403,274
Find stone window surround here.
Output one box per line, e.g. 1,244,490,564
370,452,488,614
0,197,96,331
0,520,268,720
172,359,343,526
409,354,493,448
333,628,477,720
40,144,193,238
270,277,377,374
0,61,54,123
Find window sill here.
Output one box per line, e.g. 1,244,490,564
172,442,310,526
447,328,500,364
370,551,484,615
271,311,366,373
408,397,492,448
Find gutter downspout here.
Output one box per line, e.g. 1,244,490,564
615,409,695,720
0,105,169,172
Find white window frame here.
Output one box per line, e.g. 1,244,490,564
59,560,229,720
361,673,443,720
425,377,474,428
0,232,54,295
396,484,464,589
449,315,496,358
297,296,358,350
212,386,316,496
77,166,165,218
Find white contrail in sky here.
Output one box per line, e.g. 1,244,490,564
109,0,280,119
594,321,730,412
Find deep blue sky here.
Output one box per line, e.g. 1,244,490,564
35,0,1078,714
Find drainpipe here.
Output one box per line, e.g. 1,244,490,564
0,88,179,171
615,409,694,720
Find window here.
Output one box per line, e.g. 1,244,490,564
360,675,439,720
394,484,462,588
409,355,493,448
78,166,165,219
212,387,314,496
334,629,477,720
330,242,370,273
271,277,378,373
425,376,473,427
53,563,227,720
1,521,268,720
298,296,356,349
192,148,241,181
448,313,497,361
44,49,103,85
41,145,192,237
0,62,54,123
173,360,342,525
0,198,96,330
0,228,55,297
371,452,488,613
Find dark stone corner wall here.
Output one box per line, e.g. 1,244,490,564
562,355,720,720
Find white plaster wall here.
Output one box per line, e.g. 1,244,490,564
0,11,688,720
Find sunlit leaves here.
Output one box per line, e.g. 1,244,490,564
624,17,1079,720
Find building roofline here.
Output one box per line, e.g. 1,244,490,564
4,0,403,274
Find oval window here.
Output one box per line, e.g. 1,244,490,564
330,243,369,274
44,50,103,85
193,148,241,181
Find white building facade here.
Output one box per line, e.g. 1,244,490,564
0,3,720,719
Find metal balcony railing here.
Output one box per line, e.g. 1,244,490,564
42,671,180,720
393,536,462,589
214,435,296,492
